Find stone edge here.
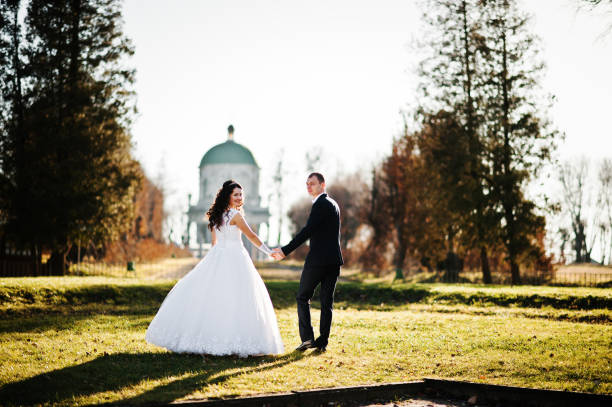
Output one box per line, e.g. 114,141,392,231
422,378,611,407
112,379,611,407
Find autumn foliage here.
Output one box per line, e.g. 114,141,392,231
102,167,191,263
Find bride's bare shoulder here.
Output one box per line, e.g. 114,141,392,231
228,209,244,224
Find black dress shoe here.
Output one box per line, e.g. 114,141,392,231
313,337,327,352
314,345,326,353
295,340,314,351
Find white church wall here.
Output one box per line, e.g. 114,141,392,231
199,163,260,207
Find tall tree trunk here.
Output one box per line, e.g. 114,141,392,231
444,226,460,281
460,0,474,134
444,251,461,282
395,244,407,280
49,250,67,276
10,2,27,240
509,256,521,285
395,226,407,279
69,0,81,90
10,1,24,132
500,19,522,285
575,219,586,262
276,216,282,247
462,0,494,278
30,243,39,276
480,245,492,284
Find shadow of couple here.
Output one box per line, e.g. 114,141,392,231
0,349,314,405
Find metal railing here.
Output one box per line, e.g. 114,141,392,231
421,269,612,287
2,256,611,287
0,256,200,279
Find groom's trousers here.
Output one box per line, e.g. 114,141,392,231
297,264,340,347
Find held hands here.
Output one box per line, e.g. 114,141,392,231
254,242,283,260
271,248,285,261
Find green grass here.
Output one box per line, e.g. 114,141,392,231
0,276,610,406
2,277,610,311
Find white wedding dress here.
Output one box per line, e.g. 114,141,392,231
145,209,284,356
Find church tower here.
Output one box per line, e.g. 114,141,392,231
186,126,270,258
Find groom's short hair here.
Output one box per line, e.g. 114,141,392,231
308,172,325,183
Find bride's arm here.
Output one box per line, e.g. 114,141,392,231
211,228,217,246
231,213,272,254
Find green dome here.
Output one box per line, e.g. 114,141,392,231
199,140,258,167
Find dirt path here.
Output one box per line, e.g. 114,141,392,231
147,258,358,282
143,257,200,280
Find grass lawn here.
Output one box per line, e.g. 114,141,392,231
0,276,610,406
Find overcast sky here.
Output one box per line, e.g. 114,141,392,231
121,0,612,245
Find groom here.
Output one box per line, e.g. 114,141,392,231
272,172,343,352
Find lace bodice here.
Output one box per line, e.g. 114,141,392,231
215,208,243,245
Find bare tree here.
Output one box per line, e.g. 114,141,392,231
327,173,369,265
557,227,570,264
559,158,598,263
305,146,323,173
578,0,612,37
597,158,612,264
581,0,612,8
271,148,285,246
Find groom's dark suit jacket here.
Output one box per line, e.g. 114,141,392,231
281,193,343,267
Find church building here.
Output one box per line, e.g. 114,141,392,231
186,125,270,259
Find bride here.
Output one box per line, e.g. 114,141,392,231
145,180,284,356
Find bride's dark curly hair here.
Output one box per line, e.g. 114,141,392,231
207,180,242,231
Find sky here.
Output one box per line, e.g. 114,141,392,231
121,0,612,246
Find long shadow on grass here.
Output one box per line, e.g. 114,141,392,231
0,351,308,406
0,304,158,334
